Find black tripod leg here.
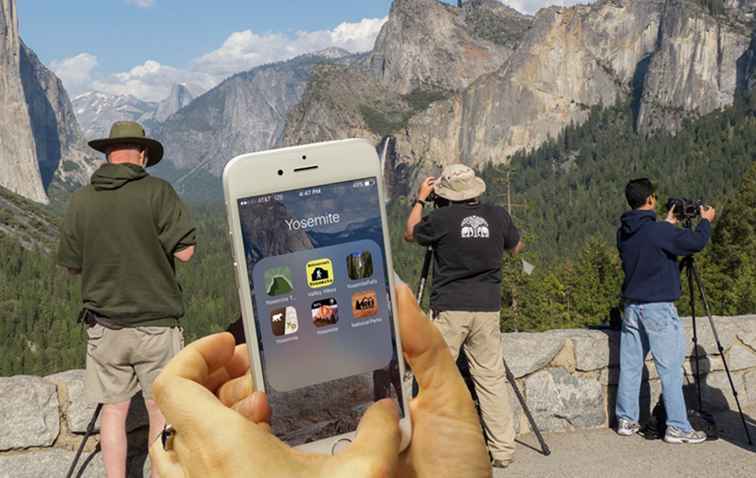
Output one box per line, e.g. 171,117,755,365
685,260,703,412
689,264,753,445
503,360,551,456
66,403,103,478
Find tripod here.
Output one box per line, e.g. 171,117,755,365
680,252,753,445
65,403,102,478
415,245,551,456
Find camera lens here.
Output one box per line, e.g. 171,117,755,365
302,155,307,160
277,170,284,176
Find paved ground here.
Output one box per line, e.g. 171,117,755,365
496,405,756,478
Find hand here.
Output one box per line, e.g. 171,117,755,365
665,205,678,225
227,283,491,477
418,177,436,201
149,334,402,477
700,205,716,222
394,283,491,477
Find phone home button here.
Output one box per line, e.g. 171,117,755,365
331,438,352,455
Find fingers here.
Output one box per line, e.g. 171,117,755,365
231,391,272,429
346,399,401,473
153,333,246,434
207,344,251,395
218,373,254,407
149,435,185,478
161,333,237,387
395,283,461,393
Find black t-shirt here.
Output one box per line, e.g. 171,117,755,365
413,202,520,312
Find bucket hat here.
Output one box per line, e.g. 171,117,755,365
433,164,486,201
88,121,164,167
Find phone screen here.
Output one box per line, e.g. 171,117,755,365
237,176,404,446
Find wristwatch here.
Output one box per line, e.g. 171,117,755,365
414,198,427,208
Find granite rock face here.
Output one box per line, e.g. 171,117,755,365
0,0,99,204
637,0,754,131
0,448,104,478
156,49,357,177
285,0,755,189
45,370,99,434
525,368,605,431
0,0,47,203
19,41,101,197
367,0,526,95
0,376,59,450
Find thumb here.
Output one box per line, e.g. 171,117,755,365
343,399,401,473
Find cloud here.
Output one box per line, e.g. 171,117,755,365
126,0,154,8
499,1,592,15
51,16,387,102
193,17,386,77
92,60,215,102
49,53,98,96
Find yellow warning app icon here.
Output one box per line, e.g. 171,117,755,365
306,258,335,288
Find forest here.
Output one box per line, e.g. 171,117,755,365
1,101,754,376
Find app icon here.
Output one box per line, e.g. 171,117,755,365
311,298,339,327
352,290,379,319
346,251,374,280
306,258,334,288
270,306,299,336
265,266,294,296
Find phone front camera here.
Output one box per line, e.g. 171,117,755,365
278,170,284,176
302,155,307,160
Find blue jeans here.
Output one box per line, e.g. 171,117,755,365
615,302,692,432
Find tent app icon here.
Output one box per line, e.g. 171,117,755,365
306,258,334,288
265,266,294,296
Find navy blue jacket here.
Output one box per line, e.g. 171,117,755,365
617,210,711,303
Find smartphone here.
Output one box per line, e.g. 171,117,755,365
223,139,411,454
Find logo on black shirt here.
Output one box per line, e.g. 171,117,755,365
460,215,490,239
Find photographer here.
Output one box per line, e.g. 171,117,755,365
615,178,715,444
403,164,524,469
57,121,196,477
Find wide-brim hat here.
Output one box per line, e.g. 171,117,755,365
88,121,164,167
434,164,486,201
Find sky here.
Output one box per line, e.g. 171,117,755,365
17,1,588,102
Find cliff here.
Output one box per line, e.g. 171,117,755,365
0,0,47,203
282,0,756,188
0,0,99,205
155,50,358,178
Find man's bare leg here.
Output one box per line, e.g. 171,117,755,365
146,398,166,478
101,400,131,478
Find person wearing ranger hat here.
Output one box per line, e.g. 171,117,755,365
404,163,524,469
57,121,196,478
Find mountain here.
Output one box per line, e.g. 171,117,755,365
73,84,196,140
282,0,756,196
154,83,195,122
73,91,158,139
0,0,99,205
153,48,357,183
0,0,47,203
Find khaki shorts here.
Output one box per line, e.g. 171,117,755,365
85,324,183,404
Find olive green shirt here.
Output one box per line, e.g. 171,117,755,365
57,163,196,327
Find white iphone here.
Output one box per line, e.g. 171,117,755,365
223,139,411,454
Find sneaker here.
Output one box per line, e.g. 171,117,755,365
491,459,512,469
664,426,707,444
616,418,640,436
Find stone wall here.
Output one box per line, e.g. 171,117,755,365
1,315,755,476
501,315,756,434
0,370,149,477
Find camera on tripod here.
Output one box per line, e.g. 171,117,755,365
666,197,705,221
